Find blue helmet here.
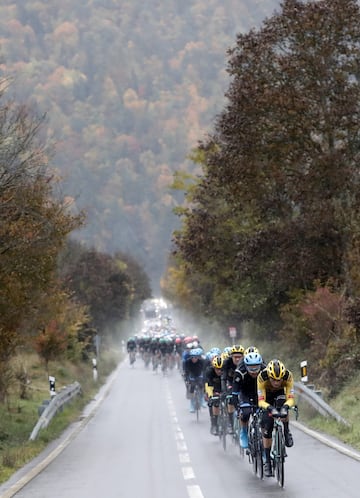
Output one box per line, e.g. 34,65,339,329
210,347,221,356
244,352,263,373
189,348,202,358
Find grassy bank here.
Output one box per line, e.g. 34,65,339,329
0,349,122,484
294,371,360,452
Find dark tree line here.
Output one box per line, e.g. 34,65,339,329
166,0,360,392
0,79,152,401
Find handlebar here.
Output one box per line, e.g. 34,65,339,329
271,405,299,420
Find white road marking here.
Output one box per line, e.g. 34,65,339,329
182,466,195,480
179,453,190,463
166,383,205,498
177,441,188,451
187,485,205,498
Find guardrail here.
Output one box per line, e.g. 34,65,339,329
29,381,82,441
294,381,350,427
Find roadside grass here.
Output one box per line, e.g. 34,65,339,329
295,372,360,452
0,349,122,484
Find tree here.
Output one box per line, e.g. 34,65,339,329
172,0,360,331
0,79,83,400
62,245,133,330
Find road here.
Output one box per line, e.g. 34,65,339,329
2,357,360,498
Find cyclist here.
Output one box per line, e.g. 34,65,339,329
150,336,160,371
158,337,168,367
126,336,137,364
244,345,260,356
257,359,295,477
174,337,184,369
232,350,266,448
184,348,206,412
204,347,221,369
142,335,152,367
204,355,223,435
221,344,245,433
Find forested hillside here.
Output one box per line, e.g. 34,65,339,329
0,0,279,289
167,0,360,393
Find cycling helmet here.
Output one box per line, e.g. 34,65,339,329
175,337,181,344
244,352,263,372
230,344,245,355
244,346,259,355
221,351,229,361
189,348,202,358
210,347,221,356
267,359,286,380
212,355,223,369
223,346,232,354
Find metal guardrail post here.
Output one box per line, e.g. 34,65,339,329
29,382,82,441
294,381,350,427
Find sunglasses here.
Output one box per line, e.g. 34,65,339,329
246,365,261,373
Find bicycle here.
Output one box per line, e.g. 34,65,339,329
218,391,232,451
128,350,136,366
143,349,151,368
232,409,243,458
161,354,168,375
187,376,203,421
152,351,160,372
269,396,299,487
193,383,202,422
247,406,264,479
234,401,255,459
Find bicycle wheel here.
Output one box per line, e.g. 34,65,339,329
129,351,136,365
251,434,258,474
233,415,243,458
247,420,257,474
194,387,200,422
255,425,264,479
222,414,227,451
247,423,253,465
274,425,285,487
219,405,227,451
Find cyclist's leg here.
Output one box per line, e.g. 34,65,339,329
261,410,274,476
283,416,294,447
239,405,251,448
189,381,196,412
200,382,207,408
210,397,220,435
227,398,235,434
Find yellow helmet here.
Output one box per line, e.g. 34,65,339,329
221,351,229,361
230,344,245,355
212,355,223,369
267,359,286,380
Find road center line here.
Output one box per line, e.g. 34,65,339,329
165,382,205,498
187,485,205,498
179,453,190,463
182,466,195,480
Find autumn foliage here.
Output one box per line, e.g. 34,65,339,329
168,0,360,389
0,78,151,402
